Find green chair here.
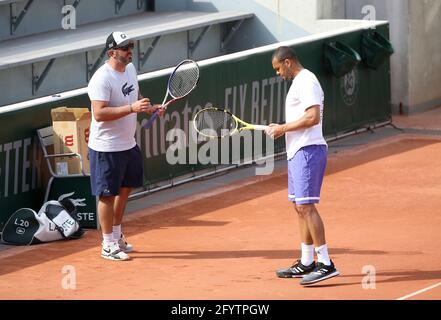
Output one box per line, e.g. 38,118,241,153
361,31,394,69
324,41,361,77
37,126,98,229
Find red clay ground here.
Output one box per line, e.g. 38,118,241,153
0,109,440,300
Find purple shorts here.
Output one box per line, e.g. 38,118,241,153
288,145,327,205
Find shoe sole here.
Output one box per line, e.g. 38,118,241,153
300,271,340,285
101,254,130,261
276,273,307,279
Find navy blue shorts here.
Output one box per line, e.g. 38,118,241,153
288,145,327,205
89,145,144,196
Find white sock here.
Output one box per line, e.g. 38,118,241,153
113,225,122,241
315,244,331,266
102,233,114,246
300,243,315,266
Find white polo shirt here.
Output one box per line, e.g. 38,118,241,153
87,62,139,152
285,69,327,160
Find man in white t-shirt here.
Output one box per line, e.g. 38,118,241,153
87,31,164,261
265,46,339,285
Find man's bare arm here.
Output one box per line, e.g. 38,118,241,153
92,98,153,122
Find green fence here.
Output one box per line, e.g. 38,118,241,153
0,23,392,228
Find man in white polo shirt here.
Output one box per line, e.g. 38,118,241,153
266,46,339,285
88,31,164,261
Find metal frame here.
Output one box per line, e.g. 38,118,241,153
114,0,126,14
325,119,392,142
221,19,246,52
137,36,161,71
32,58,55,95
62,0,81,12
9,0,34,35
86,48,108,81
188,25,212,57
145,0,154,11
37,126,88,202
37,125,99,229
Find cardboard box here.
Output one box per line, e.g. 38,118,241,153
51,107,91,175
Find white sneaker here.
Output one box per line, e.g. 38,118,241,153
118,234,134,253
101,241,130,261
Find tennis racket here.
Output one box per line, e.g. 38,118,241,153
142,59,199,129
193,107,269,139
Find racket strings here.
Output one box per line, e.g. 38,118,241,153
195,109,236,138
169,62,199,98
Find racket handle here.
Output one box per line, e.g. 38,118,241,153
142,109,160,129
253,125,269,130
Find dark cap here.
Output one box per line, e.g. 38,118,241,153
105,31,132,51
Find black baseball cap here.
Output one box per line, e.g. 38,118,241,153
105,31,133,51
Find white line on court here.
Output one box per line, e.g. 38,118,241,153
396,282,441,300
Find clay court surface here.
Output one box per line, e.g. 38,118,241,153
0,109,440,300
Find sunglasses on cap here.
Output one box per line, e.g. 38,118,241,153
116,42,134,51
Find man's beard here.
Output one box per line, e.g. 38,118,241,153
115,53,131,65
